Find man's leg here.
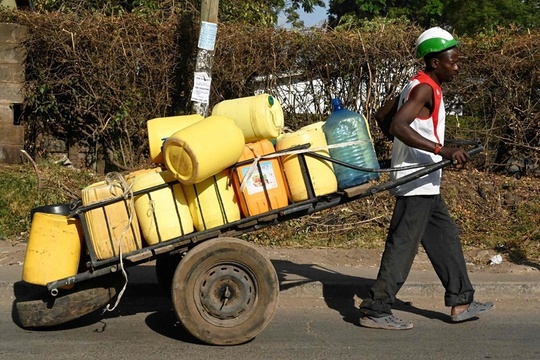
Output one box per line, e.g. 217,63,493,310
420,195,475,307
421,195,493,321
360,196,433,318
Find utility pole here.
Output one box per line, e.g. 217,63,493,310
191,0,219,117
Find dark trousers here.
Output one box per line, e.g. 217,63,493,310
360,195,475,317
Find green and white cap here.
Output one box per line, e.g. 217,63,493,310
416,27,459,59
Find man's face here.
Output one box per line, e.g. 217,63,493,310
435,48,460,83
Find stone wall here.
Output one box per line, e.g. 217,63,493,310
0,22,26,164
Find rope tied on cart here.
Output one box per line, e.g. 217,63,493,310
100,171,135,314
239,143,265,192
146,199,156,217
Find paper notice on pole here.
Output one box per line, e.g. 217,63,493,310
198,21,218,51
191,72,211,104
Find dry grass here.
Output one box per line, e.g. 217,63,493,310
247,168,540,264
1,159,538,265
0,161,100,240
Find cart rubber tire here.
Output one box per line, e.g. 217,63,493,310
155,253,182,296
171,238,279,346
13,272,124,328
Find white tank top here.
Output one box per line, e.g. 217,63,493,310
390,71,445,196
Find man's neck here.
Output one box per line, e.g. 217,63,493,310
423,69,442,86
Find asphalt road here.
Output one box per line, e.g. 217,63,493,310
1,294,539,360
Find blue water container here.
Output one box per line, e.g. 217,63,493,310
322,98,380,188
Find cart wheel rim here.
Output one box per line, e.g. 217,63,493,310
194,261,258,326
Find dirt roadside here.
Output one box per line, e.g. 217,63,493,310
1,239,538,276
261,245,540,275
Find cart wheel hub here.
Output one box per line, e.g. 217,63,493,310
197,263,257,324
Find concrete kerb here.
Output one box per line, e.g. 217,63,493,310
271,261,540,301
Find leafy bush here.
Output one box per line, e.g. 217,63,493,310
0,10,537,173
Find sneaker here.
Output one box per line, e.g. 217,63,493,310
359,315,413,330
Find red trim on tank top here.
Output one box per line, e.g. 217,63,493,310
410,71,442,143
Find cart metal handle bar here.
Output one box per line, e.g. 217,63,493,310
304,140,483,173
361,144,484,197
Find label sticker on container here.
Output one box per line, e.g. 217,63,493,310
242,161,278,195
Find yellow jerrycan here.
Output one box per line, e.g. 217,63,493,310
182,170,241,231
212,94,284,143
81,176,142,260
146,114,203,164
23,211,83,289
276,122,338,201
163,115,245,185
130,169,194,245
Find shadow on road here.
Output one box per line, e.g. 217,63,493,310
503,247,540,272
272,260,450,325
11,276,203,343
10,258,455,339
519,260,540,271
